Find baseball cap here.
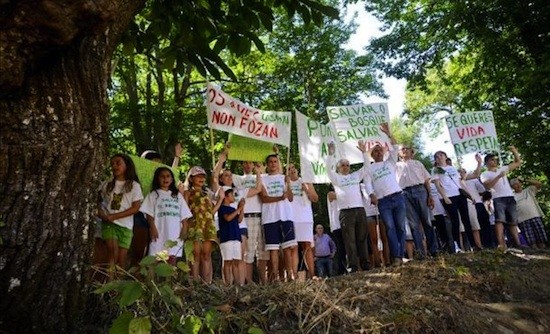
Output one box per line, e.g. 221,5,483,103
188,166,206,176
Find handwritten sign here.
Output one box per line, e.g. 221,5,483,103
296,111,340,183
206,83,291,147
227,134,275,162
444,111,499,156
326,103,391,163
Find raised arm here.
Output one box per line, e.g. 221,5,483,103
211,143,230,192
380,122,396,145
325,142,339,184
507,146,522,171
464,153,483,180
171,143,184,169
522,177,542,190
357,139,372,180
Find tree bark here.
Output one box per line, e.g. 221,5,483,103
0,0,144,332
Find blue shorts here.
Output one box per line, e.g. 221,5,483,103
240,228,248,238
263,220,297,251
493,196,518,225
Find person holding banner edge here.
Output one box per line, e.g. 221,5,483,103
212,144,266,284
326,140,372,272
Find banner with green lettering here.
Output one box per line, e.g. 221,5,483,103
295,110,340,183
227,134,275,162
444,111,499,157
326,103,391,164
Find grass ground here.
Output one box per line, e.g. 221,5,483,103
90,248,550,333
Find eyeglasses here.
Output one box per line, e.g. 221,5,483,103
400,147,411,151
340,164,350,167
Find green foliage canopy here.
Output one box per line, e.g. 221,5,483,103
363,0,550,180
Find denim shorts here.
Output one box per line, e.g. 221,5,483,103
493,196,518,225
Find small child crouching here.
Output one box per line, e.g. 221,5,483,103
218,188,245,285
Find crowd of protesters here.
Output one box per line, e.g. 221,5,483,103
92,124,548,284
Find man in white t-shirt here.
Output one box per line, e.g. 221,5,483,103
396,144,435,258
480,146,522,248
326,141,372,272
259,154,298,281
366,123,406,266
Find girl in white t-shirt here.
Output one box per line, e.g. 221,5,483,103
97,154,143,275
141,167,192,265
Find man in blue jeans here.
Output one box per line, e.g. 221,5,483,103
313,224,336,277
365,123,407,266
396,145,436,258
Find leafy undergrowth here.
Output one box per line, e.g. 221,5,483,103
86,249,550,333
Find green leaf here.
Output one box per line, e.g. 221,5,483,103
164,239,178,249
213,36,228,53
139,255,156,266
129,316,152,334
202,59,221,80
94,280,126,294
257,12,273,31
109,312,133,334
154,262,175,277
247,34,265,53
204,309,219,331
176,261,190,273
183,315,202,334
159,284,183,307
122,41,135,56
248,327,265,334
184,240,194,263
119,281,143,307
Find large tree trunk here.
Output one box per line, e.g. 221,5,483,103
0,1,143,332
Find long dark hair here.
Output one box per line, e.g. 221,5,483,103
152,167,178,198
218,168,235,187
106,153,140,193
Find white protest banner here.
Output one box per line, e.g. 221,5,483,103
444,110,499,157
326,103,391,164
206,83,291,147
295,110,340,184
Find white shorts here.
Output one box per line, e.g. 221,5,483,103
467,201,481,230
405,220,413,240
294,221,314,244
220,240,242,261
